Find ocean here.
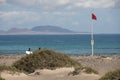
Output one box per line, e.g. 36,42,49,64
0,34,120,55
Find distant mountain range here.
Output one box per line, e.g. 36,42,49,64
31,26,73,33
0,26,76,35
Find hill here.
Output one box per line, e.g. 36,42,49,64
31,26,74,33
0,26,75,35
12,49,81,73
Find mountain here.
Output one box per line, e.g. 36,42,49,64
7,28,30,33
0,26,75,35
31,26,74,33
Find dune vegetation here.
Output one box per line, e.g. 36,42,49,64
0,64,20,80
83,66,98,74
68,66,98,76
12,49,81,73
0,77,5,80
99,70,120,80
0,49,98,78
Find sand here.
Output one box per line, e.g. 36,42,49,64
0,54,120,80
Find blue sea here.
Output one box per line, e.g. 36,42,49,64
0,34,120,55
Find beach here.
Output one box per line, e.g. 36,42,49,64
0,54,120,80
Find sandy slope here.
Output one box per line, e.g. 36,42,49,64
71,56,120,76
1,68,100,80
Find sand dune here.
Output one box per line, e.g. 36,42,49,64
0,55,120,80
1,68,100,80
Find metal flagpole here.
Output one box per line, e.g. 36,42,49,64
91,18,94,56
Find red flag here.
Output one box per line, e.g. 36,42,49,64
92,13,97,20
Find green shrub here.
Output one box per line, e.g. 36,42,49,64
68,66,98,76
68,67,82,76
83,67,98,74
99,70,120,80
0,77,5,80
0,65,19,73
12,49,81,73
0,65,7,72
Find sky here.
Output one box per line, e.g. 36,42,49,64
0,0,120,34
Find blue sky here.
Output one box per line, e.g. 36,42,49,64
0,0,120,34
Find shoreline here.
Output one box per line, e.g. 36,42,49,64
0,53,120,56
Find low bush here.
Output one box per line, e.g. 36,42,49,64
0,77,5,80
12,49,81,73
0,65,19,73
68,66,98,76
68,67,82,76
99,70,120,80
83,67,98,74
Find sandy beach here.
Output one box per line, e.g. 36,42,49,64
0,54,120,80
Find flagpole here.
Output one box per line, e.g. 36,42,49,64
91,18,94,56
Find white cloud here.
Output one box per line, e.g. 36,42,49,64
6,0,70,9
5,0,119,10
0,11,75,25
70,0,115,8
51,11,76,16
0,11,41,28
0,11,41,21
39,0,70,9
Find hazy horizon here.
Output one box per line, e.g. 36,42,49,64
0,0,120,34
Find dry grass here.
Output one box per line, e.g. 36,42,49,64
12,49,81,73
83,67,98,74
99,69,120,80
0,77,5,80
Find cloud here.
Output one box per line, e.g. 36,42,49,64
0,11,42,28
4,0,119,9
0,11,41,21
0,0,5,4
50,11,76,16
6,0,70,9
68,0,116,9
114,0,120,8
0,11,76,27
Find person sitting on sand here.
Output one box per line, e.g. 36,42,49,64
26,48,33,54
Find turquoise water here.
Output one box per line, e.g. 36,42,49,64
0,34,120,55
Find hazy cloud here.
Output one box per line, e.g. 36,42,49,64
71,0,115,8
4,0,120,9
0,11,42,29
6,0,70,9
114,0,120,8
0,11,41,21
0,0,5,4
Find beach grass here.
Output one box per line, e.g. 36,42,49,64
68,66,98,76
12,49,81,73
83,66,98,74
99,69,120,80
0,77,5,80
0,64,19,73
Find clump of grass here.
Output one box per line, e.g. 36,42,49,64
0,77,5,80
68,66,98,76
99,70,120,80
0,64,19,80
0,64,19,73
0,64,21,80
83,67,98,74
68,67,82,76
12,49,81,73
0,65,8,72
